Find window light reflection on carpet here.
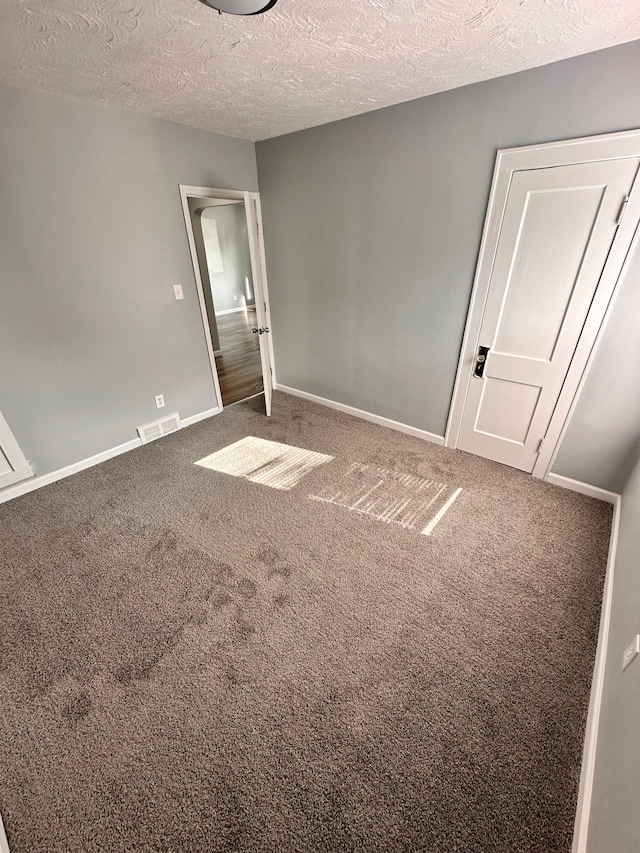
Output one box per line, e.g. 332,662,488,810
310,461,462,536
195,436,333,491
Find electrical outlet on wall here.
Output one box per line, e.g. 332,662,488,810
622,635,640,671
155,394,165,409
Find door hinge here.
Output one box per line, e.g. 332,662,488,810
616,195,630,226
537,437,545,453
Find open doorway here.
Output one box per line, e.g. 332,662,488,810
195,199,262,406
179,187,274,415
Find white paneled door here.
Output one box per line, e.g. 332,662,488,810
457,156,639,472
244,191,274,416
0,409,32,489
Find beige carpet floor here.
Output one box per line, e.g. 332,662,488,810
0,391,612,852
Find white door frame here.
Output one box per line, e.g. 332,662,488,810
178,185,275,412
0,408,33,489
444,128,640,480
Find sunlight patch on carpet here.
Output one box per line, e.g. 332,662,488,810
195,436,333,490
420,487,463,536
310,462,462,535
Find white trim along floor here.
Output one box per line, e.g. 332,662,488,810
0,406,221,506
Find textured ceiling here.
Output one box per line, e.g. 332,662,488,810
1,0,639,141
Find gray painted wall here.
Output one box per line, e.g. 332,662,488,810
0,82,257,478
256,40,640,492
587,454,640,852
201,205,255,313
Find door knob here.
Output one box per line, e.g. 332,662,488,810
474,345,490,378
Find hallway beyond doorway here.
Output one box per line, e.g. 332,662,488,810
215,306,264,406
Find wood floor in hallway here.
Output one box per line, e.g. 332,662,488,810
215,306,264,406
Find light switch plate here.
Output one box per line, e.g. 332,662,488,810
173,284,184,300
622,635,640,672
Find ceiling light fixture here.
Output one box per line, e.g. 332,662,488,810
198,0,278,14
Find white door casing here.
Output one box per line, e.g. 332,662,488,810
446,129,640,479
179,185,274,416
0,408,33,489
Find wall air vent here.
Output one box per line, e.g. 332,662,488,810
137,412,181,445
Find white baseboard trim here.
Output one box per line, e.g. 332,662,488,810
275,384,445,446
182,406,221,428
571,494,622,853
0,406,222,505
546,472,620,504
0,439,142,505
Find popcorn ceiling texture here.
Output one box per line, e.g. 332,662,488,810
0,0,639,140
